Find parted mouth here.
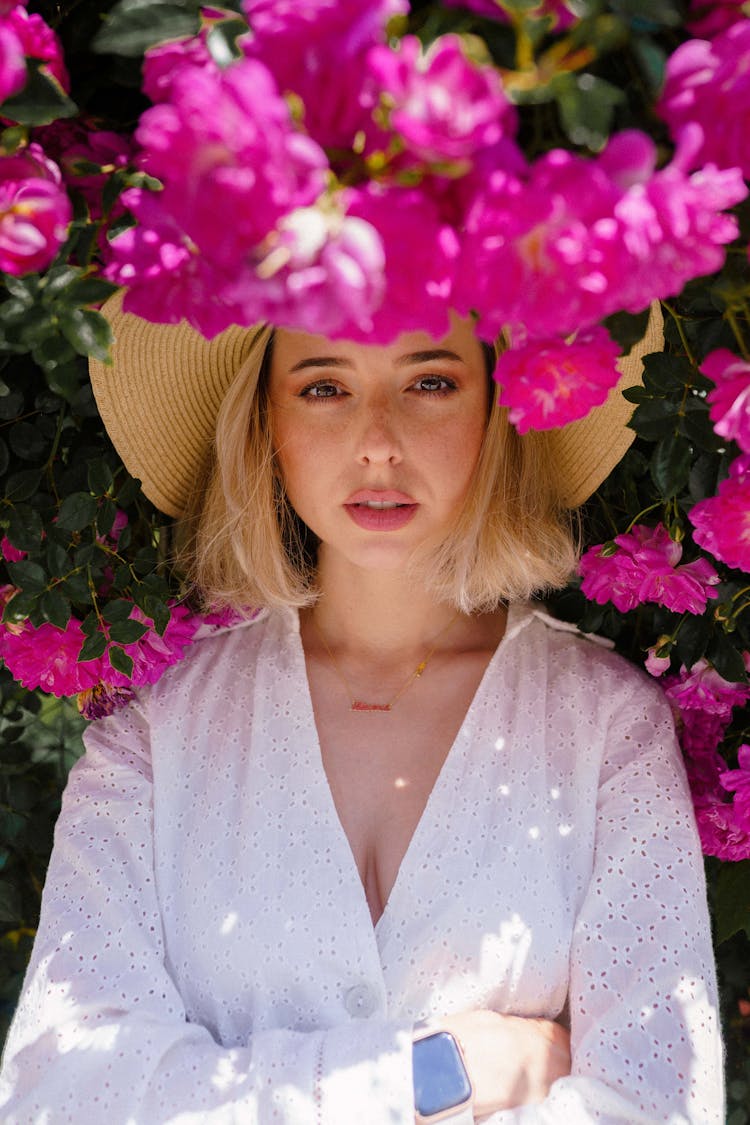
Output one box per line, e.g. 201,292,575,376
344,489,416,507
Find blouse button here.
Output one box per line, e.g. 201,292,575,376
344,982,377,1018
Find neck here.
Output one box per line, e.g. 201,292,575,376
306,550,458,660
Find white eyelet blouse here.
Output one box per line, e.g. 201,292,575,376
0,602,724,1123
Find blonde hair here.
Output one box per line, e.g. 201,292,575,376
180,329,578,614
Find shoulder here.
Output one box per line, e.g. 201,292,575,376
519,601,669,713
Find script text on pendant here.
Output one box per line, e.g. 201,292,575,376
351,700,393,712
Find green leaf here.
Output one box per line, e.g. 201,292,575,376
6,561,47,594
714,860,750,943
87,459,114,497
96,498,117,536
45,540,69,577
0,61,77,126
92,0,201,57
78,631,107,662
628,399,680,441
0,389,23,420
39,590,72,631
56,492,98,532
5,469,43,503
641,353,699,395
108,619,149,645
2,589,38,622
650,435,691,497
102,599,135,623
56,278,119,308
58,309,113,363
556,73,624,150
42,266,83,299
8,421,47,463
604,308,651,354
59,571,92,604
108,644,134,678
707,635,748,684
6,507,43,553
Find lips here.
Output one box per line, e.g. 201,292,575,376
344,490,418,531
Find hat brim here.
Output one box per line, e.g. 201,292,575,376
88,293,663,518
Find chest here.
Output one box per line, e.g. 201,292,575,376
306,652,495,925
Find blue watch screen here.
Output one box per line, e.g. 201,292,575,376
413,1031,472,1117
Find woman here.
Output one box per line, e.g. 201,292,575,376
0,295,723,1122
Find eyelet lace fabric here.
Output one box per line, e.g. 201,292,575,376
0,602,723,1123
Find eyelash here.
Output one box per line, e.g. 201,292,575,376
298,376,458,400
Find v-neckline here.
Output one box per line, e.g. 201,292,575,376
289,603,526,937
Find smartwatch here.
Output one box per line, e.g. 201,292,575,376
412,1028,474,1123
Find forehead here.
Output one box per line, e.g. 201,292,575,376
271,312,484,370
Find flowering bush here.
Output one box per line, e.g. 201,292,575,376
0,0,749,1097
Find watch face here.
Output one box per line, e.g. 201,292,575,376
413,1032,472,1118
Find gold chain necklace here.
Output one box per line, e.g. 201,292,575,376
310,613,460,713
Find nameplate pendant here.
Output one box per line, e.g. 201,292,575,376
351,700,393,712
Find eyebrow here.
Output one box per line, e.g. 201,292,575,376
289,349,464,373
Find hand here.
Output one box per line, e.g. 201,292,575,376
438,1009,571,1118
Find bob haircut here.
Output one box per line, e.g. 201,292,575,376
179,325,579,615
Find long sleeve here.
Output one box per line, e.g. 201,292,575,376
0,696,415,1125
483,679,724,1124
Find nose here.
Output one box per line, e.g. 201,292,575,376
355,396,403,467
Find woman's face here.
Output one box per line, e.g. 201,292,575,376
267,314,491,575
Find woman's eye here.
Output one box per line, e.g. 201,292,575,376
413,375,456,394
299,381,342,399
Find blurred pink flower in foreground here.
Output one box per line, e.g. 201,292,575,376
4,6,68,92
658,21,750,178
366,34,514,165
455,130,746,342
0,143,71,274
493,327,621,433
687,0,749,37
579,522,721,614
0,20,26,103
701,348,750,452
242,0,407,151
690,453,750,572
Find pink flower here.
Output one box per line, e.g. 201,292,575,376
579,523,721,614
0,535,25,562
227,202,386,339
442,0,575,27
664,658,750,724
694,796,750,860
142,32,217,103
687,0,748,37
720,744,750,812
455,130,745,342
342,183,459,343
0,600,203,698
658,22,750,178
690,453,750,572
0,143,71,275
701,348,750,452
494,327,621,433
242,0,407,151
645,644,672,677
4,7,68,92
365,34,515,165
0,20,26,103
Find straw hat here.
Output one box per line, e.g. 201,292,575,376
88,291,663,518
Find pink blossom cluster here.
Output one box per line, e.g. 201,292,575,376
690,453,750,573
0,1,68,104
34,117,134,224
658,20,750,179
664,659,750,859
454,130,746,343
0,142,72,275
0,593,246,718
578,522,721,614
